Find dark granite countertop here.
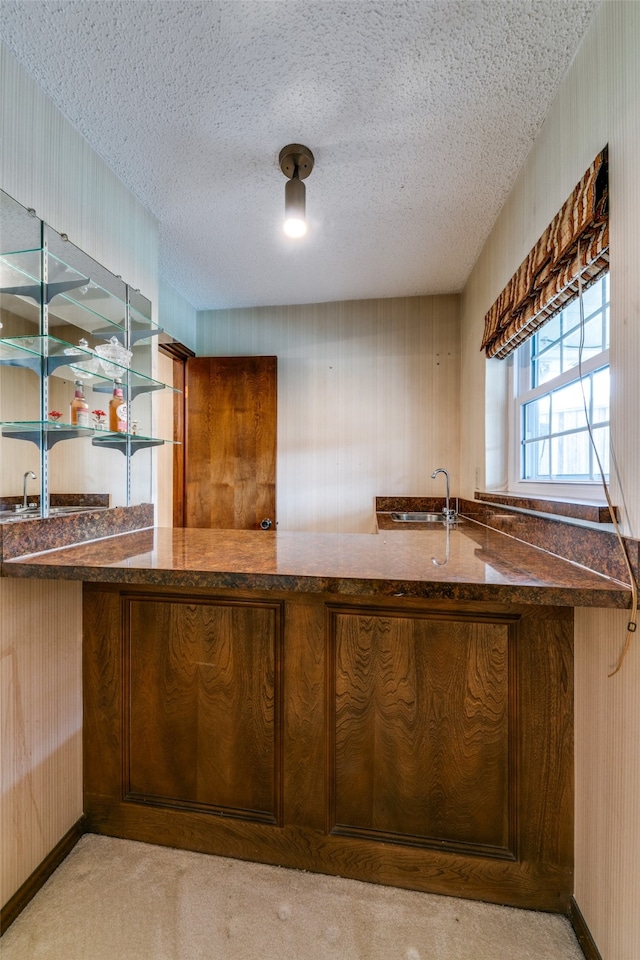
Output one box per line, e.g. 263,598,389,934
2,521,632,608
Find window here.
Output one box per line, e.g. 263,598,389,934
481,148,609,497
513,272,609,486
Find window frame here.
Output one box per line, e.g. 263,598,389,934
507,273,610,500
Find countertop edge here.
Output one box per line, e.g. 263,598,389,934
2,555,631,608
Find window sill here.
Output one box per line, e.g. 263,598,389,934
475,490,618,524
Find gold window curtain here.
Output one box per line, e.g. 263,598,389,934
481,147,609,360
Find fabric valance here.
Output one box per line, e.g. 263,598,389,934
480,147,609,360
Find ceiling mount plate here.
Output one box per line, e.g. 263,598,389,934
279,144,314,180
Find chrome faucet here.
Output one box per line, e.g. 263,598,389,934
431,467,455,523
19,470,37,511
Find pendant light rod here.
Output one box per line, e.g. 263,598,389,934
279,144,314,238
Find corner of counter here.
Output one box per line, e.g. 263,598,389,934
0,503,155,571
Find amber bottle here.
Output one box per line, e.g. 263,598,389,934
70,380,89,427
109,379,128,433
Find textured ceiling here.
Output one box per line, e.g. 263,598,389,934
1,1,599,311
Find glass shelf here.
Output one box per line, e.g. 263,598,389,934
0,251,161,343
129,301,163,345
92,315,163,346
1,421,96,449
0,336,43,374
93,376,177,400
92,432,176,454
0,249,41,289
46,252,126,332
0,334,105,378
1,420,178,452
0,336,179,397
0,249,128,336
0,250,92,310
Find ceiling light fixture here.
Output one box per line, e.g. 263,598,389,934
279,143,314,238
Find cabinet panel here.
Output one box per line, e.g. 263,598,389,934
327,608,514,857
123,595,284,824
83,585,573,912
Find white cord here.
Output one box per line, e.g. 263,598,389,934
576,258,638,676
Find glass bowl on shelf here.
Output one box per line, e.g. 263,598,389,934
95,336,132,377
64,338,101,378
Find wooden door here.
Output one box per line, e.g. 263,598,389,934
158,340,195,528
172,356,186,527
185,356,277,529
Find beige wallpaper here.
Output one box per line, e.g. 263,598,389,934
0,45,158,307
198,294,461,534
158,278,198,356
460,3,640,956
1,44,162,510
1,44,160,909
0,578,83,906
574,607,640,960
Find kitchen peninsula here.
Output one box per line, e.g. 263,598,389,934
2,513,632,915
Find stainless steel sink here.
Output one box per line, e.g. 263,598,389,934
0,507,39,521
390,511,463,524
48,506,106,515
0,505,106,522
391,512,445,522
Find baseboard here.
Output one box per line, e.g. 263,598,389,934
568,896,604,960
1,815,89,936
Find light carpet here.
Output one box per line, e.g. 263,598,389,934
1,835,584,959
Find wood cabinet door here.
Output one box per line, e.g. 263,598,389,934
185,356,276,529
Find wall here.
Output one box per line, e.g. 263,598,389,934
0,44,161,908
0,46,158,307
0,579,82,907
574,607,640,960
460,3,640,956
158,279,197,356
198,294,461,533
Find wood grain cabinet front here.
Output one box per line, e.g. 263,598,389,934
124,595,283,824
83,584,573,912
326,607,515,859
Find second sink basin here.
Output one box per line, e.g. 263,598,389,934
390,512,464,524
49,506,105,515
391,512,446,522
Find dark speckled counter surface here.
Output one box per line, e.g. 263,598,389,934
3,520,632,607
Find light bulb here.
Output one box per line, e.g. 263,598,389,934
284,217,307,238
284,174,306,238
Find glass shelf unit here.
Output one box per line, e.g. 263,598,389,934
0,188,179,519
